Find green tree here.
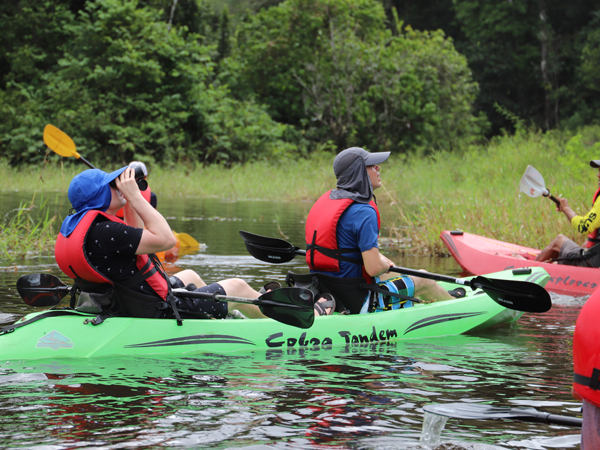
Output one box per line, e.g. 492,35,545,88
451,0,598,133
0,0,294,166
581,11,600,92
225,0,483,151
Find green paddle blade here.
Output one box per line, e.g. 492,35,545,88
424,402,582,427
258,287,315,329
17,274,70,306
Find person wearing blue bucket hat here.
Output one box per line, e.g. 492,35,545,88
60,167,127,237
55,166,271,321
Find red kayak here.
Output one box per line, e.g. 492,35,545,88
440,230,599,297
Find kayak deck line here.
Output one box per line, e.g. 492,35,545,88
440,230,597,297
0,267,550,360
124,334,257,349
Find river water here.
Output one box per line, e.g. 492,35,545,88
0,192,585,449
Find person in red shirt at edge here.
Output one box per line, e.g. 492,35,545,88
572,288,600,448
55,167,333,321
305,147,460,315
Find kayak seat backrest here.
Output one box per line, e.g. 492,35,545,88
285,271,369,314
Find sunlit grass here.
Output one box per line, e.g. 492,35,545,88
382,127,600,254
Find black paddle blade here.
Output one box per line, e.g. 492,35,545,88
423,403,582,427
258,287,315,329
470,276,552,313
17,273,71,307
239,230,302,264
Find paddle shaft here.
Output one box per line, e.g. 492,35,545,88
171,288,311,310
294,248,472,288
76,154,96,170
538,413,583,427
424,403,582,427
18,274,311,311
238,230,552,313
544,190,561,206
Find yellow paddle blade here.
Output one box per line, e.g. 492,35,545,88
173,231,201,248
43,124,80,158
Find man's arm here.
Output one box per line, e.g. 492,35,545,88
568,196,600,234
116,168,177,254
362,247,394,277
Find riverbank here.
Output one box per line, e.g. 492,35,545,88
2,126,600,256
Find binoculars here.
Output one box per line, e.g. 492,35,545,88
109,162,148,191
131,165,148,191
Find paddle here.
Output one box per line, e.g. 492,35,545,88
174,231,201,248
16,273,315,329
238,231,552,313
423,402,582,427
43,123,149,191
519,165,560,206
43,124,95,169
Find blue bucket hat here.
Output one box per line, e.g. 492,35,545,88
60,167,127,237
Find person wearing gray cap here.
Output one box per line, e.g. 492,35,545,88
304,147,454,315
534,159,600,266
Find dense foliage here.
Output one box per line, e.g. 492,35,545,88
1,0,599,166
384,0,600,134
1,0,482,165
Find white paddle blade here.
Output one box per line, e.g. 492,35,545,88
519,165,550,198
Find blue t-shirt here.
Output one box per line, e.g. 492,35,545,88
312,202,379,278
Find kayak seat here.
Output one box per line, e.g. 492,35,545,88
448,287,467,298
285,271,369,315
259,281,282,294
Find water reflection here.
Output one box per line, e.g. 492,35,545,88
0,333,581,449
0,193,583,449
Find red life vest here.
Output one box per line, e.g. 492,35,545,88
55,210,169,300
586,186,600,248
573,288,600,407
305,190,380,282
115,186,153,219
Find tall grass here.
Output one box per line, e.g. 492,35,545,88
381,126,600,254
0,195,58,265
2,125,600,256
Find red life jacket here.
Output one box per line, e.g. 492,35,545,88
305,190,380,282
55,210,169,300
115,186,153,219
573,288,600,407
586,186,600,248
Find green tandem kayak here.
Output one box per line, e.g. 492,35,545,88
0,267,550,361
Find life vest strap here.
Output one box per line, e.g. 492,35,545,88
306,243,364,265
574,368,600,390
119,256,158,288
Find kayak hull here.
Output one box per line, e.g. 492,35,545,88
441,230,598,297
0,268,549,361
